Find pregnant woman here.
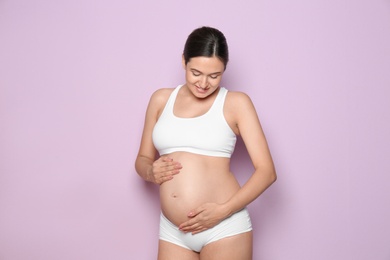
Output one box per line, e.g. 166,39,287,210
135,26,277,260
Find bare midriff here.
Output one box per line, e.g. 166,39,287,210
159,152,241,227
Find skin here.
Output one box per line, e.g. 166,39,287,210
135,55,277,259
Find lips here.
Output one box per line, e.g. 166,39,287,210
195,85,208,93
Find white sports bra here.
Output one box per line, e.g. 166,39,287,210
152,85,236,158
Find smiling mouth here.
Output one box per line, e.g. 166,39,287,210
196,86,209,93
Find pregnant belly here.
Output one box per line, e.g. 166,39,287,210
159,152,240,226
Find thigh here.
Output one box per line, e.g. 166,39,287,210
158,240,200,260
200,231,253,260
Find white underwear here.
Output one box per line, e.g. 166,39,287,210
159,208,252,252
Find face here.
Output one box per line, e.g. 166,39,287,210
183,56,225,98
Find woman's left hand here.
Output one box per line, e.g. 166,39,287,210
178,203,228,234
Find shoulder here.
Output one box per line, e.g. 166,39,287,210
146,87,175,118
148,87,175,109
225,90,251,100
225,90,254,110
150,88,175,103
225,90,258,118
223,90,257,135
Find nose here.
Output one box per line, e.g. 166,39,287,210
199,76,208,88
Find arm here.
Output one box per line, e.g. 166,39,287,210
222,92,277,216
135,89,182,184
179,92,276,233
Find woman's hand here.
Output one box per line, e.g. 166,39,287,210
150,156,182,185
178,203,229,234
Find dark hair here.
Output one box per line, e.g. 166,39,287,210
183,26,229,69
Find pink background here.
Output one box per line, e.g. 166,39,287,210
1,0,390,259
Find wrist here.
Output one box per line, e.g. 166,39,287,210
220,202,233,218
146,166,154,182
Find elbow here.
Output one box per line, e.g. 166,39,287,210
268,167,277,184
256,165,277,186
134,157,139,174
255,164,277,185
134,157,143,177
271,170,277,183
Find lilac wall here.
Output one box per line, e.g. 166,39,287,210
1,0,389,259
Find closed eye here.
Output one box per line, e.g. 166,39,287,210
190,69,221,79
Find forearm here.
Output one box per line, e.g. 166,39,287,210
135,155,154,182
223,167,277,216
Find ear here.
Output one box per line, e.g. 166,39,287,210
182,55,186,69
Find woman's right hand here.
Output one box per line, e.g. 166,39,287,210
150,156,182,185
